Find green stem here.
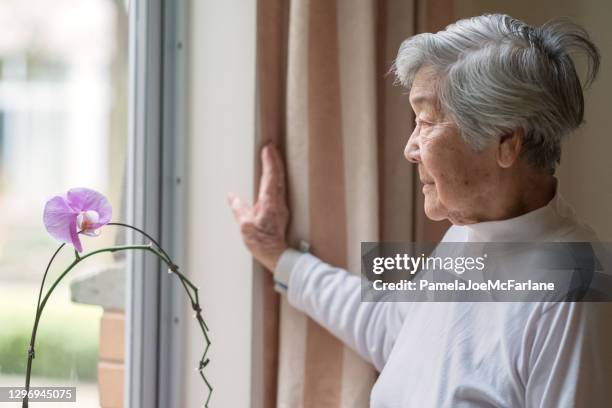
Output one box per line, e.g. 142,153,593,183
23,240,212,407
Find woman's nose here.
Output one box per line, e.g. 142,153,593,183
404,128,421,163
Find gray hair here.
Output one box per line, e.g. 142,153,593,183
393,14,600,172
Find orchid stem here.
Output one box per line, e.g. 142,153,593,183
23,227,212,408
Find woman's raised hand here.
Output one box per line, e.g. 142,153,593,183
227,145,289,272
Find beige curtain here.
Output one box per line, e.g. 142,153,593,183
255,0,453,406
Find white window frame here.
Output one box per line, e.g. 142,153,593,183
125,0,187,407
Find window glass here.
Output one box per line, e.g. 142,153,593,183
0,1,128,406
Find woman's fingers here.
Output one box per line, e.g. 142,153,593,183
258,144,286,203
226,146,289,272
227,193,251,223
266,144,286,195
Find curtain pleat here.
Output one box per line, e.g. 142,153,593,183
255,0,289,406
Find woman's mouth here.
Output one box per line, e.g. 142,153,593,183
422,181,435,192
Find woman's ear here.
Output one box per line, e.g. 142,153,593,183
496,130,523,168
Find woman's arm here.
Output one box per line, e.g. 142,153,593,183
228,145,406,370
275,248,407,371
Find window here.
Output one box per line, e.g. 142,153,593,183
0,1,128,406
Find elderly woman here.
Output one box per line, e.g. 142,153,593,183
229,14,607,407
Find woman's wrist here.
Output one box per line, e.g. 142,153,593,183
261,244,289,272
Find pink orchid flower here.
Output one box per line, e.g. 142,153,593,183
42,188,112,252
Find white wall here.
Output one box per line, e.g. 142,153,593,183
184,0,256,406
455,0,612,240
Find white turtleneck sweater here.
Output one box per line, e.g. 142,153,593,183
273,192,612,407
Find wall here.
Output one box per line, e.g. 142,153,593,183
454,0,612,240
185,0,257,406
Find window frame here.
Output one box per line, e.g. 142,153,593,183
125,0,187,407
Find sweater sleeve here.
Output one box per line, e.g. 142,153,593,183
273,249,407,371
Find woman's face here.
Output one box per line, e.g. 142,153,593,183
404,67,501,225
